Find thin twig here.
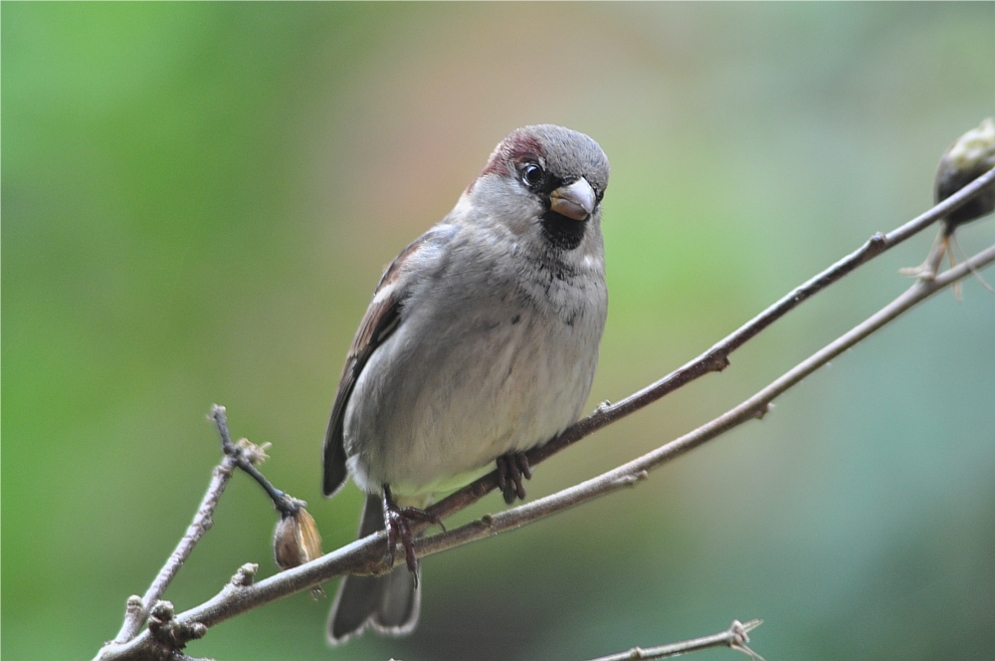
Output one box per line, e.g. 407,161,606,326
93,243,993,661
412,243,995,559
583,619,764,661
94,172,993,659
110,407,300,645
426,166,995,521
112,452,237,643
211,405,305,517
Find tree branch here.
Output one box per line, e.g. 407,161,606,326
211,405,305,518
411,243,995,560
112,450,237,643
108,406,310,648
94,163,993,660
94,236,993,661
583,619,764,661
426,165,995,521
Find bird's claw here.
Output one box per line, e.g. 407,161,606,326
496,452,532,504
900,233,948,281
382,486,445,576
898,263,938,280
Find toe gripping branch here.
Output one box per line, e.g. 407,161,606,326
381,485,445,578
379,452,532,577
496,452,533,505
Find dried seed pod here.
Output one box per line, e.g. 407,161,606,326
273,507,323,570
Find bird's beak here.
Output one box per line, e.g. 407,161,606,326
550,178,596,221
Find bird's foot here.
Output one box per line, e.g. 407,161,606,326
381,485,445,576
496,451,532,504
898,262,938,280
900,233,948,281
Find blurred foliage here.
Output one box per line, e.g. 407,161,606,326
3,4,994,661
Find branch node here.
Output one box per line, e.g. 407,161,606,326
213,461,235,482
230,563,259,588
147,600,207,652
867,231,888,252
97,168,993,656
616,471,649,488
235,438,271,466
707,349,731,372
148,599,174,621
729,619,765,661
211,407,307,518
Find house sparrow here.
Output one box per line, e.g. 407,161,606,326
901,117,995,293
322,124,610,644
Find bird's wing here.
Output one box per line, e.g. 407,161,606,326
322,230,447,497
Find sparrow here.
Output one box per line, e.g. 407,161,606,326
901,117,995,294
321,124,610,644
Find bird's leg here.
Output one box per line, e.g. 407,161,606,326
381,484,445,575
900,227,995,299
900,230,948,280
496,451,533,504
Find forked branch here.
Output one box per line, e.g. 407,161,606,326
94,167,994,661
584,619,764,661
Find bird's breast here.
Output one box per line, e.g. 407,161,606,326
343,274,605,498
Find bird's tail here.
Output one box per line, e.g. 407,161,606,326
327,492,420,645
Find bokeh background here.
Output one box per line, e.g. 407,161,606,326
3,4,994,660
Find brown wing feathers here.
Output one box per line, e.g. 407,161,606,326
322,239,422,496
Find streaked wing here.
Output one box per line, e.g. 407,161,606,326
322,237,425,497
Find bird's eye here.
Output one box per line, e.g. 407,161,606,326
521,163,544,187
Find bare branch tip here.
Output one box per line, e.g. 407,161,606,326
124,594,144,613
736,618,763,633
730,619,765,661
209,404,236,453
732,644,765,661
230,563,259,588
93,169,992,656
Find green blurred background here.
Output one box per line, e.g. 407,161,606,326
3,4,994,660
